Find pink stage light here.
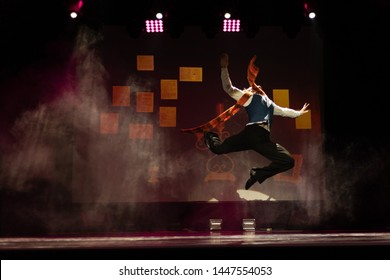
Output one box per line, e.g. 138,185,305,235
145,20,164,33
69,0,84,19
223,19,241,32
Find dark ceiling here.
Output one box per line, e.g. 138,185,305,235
96,0,316,38
1,0,389,40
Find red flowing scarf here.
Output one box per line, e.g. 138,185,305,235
180,55,259,134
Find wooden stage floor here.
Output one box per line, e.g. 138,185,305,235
1,230,390,259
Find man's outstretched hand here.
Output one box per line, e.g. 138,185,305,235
299,103,310,115
220,53,229,67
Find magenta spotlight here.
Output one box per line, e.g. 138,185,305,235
304,2,316,19
69,0,83,19
145,20,164,33
223,19,241,32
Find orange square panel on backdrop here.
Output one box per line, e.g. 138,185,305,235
112,86,130,106
100,112,119,134
136,92,154,112
160,79,178,100
137,55,154,71
159,107,176,127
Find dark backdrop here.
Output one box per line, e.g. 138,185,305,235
0,0,389,233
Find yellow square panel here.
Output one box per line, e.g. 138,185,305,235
272,89,289,107
129,123,153,139
159,106,176,127
136,92,154,112
112,86,130,106
296,110,312,129
100,112,119,134
179,67,202,82
137,55,154,71
160,79,178,100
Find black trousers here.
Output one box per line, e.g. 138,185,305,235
208,124,295,183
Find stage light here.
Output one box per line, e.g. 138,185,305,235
223,19,241,32
68,0,83,19
304,2,316,20
144,12,165,33
145,19,164,33
70,11,78,19
222,10,241,33
156,12,163,20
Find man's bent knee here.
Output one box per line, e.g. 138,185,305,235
282,156,295,170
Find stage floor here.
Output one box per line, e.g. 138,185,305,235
2,230,390,259
1,230,390,249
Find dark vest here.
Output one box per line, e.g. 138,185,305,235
245,94,274,127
